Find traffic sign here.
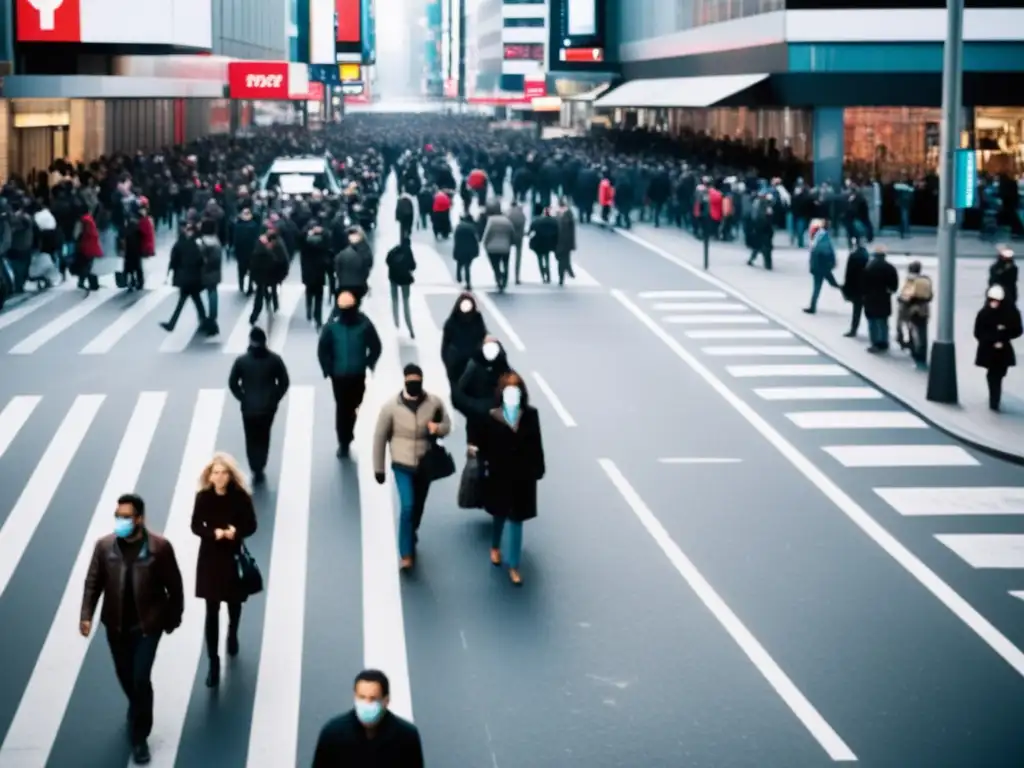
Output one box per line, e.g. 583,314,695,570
953,149,977,209
309,64,340,84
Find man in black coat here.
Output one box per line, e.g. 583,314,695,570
228,326,290,483
312,669,424,768
160,224,210,335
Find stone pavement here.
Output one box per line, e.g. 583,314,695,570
621,222,1024,461
767,226,1000,258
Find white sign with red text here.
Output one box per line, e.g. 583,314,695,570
16,0,212,49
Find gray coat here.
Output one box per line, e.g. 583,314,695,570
199,235,222,288
507,206,526,247
481,214,514,256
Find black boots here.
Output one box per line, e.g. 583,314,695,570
206,656,220,688
227,629,239,657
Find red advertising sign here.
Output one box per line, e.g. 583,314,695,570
336,0,361,44
16,0,82,42
228,61,291,100
561,47,603,63
524,79,547,99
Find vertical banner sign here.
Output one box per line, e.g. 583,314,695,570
953,149,977,210
336,0,361,59
310,0,336,64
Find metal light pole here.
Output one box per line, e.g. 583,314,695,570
926,0,965,404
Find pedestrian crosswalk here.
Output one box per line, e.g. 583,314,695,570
633,286,1024,601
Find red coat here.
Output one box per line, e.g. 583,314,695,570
138,215,156,256
708,188,724,222
76,215,103,259
467,169,487,191
432,191,451,213
598,179,614,207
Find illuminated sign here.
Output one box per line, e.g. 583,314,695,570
548,0,608,72
335,0,360,61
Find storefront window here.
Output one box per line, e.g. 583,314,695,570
973,107,1024,177
843,107,945,182
667,107,813,162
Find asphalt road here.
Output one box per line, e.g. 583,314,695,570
1,180,1024,768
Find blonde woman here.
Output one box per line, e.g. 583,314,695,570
190,452,257,688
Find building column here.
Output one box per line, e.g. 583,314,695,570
812,106,844,186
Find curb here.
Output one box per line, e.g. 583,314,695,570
615,228,1024,467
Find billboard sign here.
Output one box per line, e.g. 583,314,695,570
547,0,609,73
335,0,361,61
309,0,336,64
15,0,212,48
228,61,316,100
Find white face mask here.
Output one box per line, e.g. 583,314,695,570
502,386,521,408
482,341,500,361
459,299,473,313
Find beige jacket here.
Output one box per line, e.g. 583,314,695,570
373,393,452,474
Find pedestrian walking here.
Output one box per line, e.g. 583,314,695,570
803,219,840,314
475,371,545,586
334,227,373,303
507,200,526,285
228,326,290,483
300,219,331,329
528,206,558,283
453,336,511,450
197,217,222,336
480,200,513,291
396,192,415,241
841,235,869,337
312,669,424,767
160,223,211,336
80,493,185,765
988,245,1018,307
452,213,479,291
895,260,933,367
555,197,577,285
440,292,487,389
861,246,899,352
372,363,452,569
317,290,383,458
974,284,1023,412
386,234,417,338
248,229,284,326
190,453,258,688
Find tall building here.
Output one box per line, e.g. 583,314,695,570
424,0,444,97
470,0,545,99
440,0,465,99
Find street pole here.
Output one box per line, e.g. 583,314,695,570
926,0,964,404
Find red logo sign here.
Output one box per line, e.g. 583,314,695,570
561,47,604,63
336,0,361,44
16,0,82,42
524,80,547,99
228,61,291,100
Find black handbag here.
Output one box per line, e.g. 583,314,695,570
457,453,483,509
419,437,456,482
235,542,264,597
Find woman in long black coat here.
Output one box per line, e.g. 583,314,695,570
475,371,545,586
440,292,487,388
191,452,258,688
974,284,1023,411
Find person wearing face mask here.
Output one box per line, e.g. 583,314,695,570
372,364,452,569
974,284,1023,411
988,245,1018,307
312,669,424,767
334,226,374,302
440,292,487,388
474,371,546,586
318,291,383,457
453,335,511,450
80,493,184,765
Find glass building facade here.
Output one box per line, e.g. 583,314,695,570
619,0,785,44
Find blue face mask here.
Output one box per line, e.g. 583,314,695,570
113,518,136,539
354,699,384,726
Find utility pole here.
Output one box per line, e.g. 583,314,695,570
926,0,965,404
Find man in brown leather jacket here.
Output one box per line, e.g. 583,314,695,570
80,493,184,766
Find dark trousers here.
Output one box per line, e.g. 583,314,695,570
204,599,241,659
808,272,840,311
331,374,366,447
242,412,274,472
488,251,509,290
250,282,279,325
987,366,1008,409
236,257,251,293
305,284,324,327
399,220,412,241
166,288,207,329
848,301,863,333
106,628,161,747
867,317,890,349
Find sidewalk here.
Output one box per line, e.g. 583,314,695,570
765,226,1000,259
625,222,1024,462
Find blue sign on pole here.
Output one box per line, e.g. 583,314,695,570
309,64,341,84
953,149,977,209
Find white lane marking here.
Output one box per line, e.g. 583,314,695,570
598,459,856,761
727,364,848,378
0,396,42,460
823,444,979,467
357,271,414,722
686,329,794,339
652,302,748,312
263,284,304,353
218,295,258,353
703,345,818,357
476,292,526,352
639,290,726,299
145,389,226,768
609,287,1024,682
8,292,118,354
754,387,883,401
0,395,105,600
80,287,174,354
1011,591,1024,602
786,411,928,430
530,371,576,427
0,393,166,767
663,315,768,324
936,534,1024,569
657,457,742,464
247,387,316,767
0,291,61,332
875,487,1024,517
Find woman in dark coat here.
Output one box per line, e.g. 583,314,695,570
452,214,479,290
841,237,869,337
528,207,558,284
300,220,331,329
974,284,1023,411
860,248,899,351
453,335,510,447
440,292,487,388
190,452,258,688
475,371,545,586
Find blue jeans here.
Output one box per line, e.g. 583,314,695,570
491,516,523,569
393,467,430,558
206,286,219,322
868,317,890,348
808,272,839,311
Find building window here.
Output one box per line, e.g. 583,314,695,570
503,17,544,27
503,43,544,60
843,107,942,182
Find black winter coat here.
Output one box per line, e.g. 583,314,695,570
440,310,487,384
190,485,257,603
300,231,331,288
478,407,545,522
842,246,869,303
989,259,1019,307
386,243,416,286
228,344,290,416
861,256,899,319
453,352,510,445
529,215,558,254
169,236,204,291
312,710,424,768
452,218,479,265
974,303,1023,370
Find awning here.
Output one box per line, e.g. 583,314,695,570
594,74,769,109
567,83,610,103
1,76,227,100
